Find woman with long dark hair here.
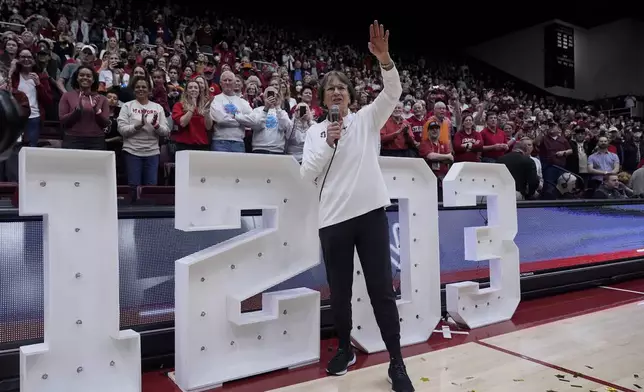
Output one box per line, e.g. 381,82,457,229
10,48,52,146
58,65,110,149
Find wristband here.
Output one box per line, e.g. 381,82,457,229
380,61,394,71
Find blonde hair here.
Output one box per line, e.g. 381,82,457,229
180,80,209,115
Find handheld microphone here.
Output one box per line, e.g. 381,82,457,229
330,105,340,146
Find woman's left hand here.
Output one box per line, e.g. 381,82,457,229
29,73,40,86
368,20,391,65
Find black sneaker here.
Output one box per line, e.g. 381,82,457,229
387,359,414,392
326,347,356,376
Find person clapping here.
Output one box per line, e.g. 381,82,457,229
117,76,170,197
59,65,110,150
170,80,212,152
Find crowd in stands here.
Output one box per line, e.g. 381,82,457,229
0,0,643,203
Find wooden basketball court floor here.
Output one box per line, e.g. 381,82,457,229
144,279,644,392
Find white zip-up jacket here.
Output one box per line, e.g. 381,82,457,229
300,64,402,228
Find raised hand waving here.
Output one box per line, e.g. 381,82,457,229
368,20,391,64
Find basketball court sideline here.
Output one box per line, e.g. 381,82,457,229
270,300,644,392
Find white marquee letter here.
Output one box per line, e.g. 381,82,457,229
18,148,141,392
350,157,441,353
442,162,520,329
173,152,320,391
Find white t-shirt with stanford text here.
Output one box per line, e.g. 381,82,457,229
117,100,170,156
18,74,40,119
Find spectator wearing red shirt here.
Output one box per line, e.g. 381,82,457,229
481,111,508,162
171,80,213,151
419,119,453,183
215,42,236,69
452,114,483,162
380,102,416,157
407,101,428,142
290,86,322,121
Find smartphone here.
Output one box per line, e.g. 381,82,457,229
299,106,306,117
267,91,274,98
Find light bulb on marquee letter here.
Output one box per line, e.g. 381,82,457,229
350,157,441,354
172,152,320,391
18,148,141,392
442,162,520,329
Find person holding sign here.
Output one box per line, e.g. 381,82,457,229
300,21,414,392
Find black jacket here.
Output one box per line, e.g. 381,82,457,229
497,151,540,197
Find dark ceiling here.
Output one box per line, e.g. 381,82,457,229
244,3,638,50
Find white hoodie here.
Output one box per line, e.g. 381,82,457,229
300,64,402,228
236,106,292,153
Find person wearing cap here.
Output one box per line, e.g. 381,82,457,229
421,102,450,145
58,44,96,92
34,46,58,86
36,39,61,71
418,118,453,184
233,85,292,154
301,21,414,392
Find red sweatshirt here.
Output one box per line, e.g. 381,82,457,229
453,129,483,162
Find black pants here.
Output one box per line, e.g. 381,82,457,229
62,135,106,150
253,149,283,155
0,145,20,182
319,207,401,357
380,149,415,158
174,142,210,152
